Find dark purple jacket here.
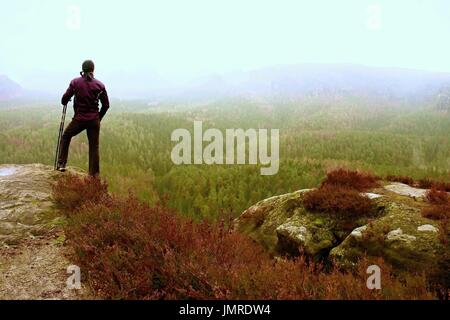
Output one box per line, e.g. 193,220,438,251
61,76,110,121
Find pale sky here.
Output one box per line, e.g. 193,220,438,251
0,0,449,95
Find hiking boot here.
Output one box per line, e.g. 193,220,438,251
56,163,66,172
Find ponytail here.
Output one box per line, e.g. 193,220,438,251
80,71,94,81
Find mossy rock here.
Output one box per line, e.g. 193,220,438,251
276,213,337,259
234,189,310,254
234,188,373,258
0,164,84,245
235,185,448,274
330,199,446,272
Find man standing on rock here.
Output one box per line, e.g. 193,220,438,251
57,60,110,176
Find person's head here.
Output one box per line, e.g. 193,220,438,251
81,60,95,79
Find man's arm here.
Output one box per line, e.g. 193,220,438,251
99,89,110,121
61,81,75,106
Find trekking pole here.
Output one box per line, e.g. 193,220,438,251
54,103,68,170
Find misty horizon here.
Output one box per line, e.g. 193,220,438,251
1,0,450,98
2,62,450,101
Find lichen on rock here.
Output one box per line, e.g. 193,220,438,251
275,213,336,259
0,164,62,245
0,164,91,299
327,198,445,272
235,182,448,274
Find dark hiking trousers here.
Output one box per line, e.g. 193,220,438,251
58,119,100,176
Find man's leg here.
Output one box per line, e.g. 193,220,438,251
86,119,100,176
58,120,85,169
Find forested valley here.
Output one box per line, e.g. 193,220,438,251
1,96,449,221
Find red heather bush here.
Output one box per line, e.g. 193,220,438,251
422,206,449,221
322,169,379,191
303,186,375,219
53,174,433,300
386,175,415,186
430,181,450,192
429,249,450,300
53,174,110,211
421,188,450,221
425,188,450,205
417,179,434,189
418,179,450,192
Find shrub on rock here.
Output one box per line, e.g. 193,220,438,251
322,168,379,191
422,188,450,221
425,188,449,205
53,174,110,211
303,185,375,219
